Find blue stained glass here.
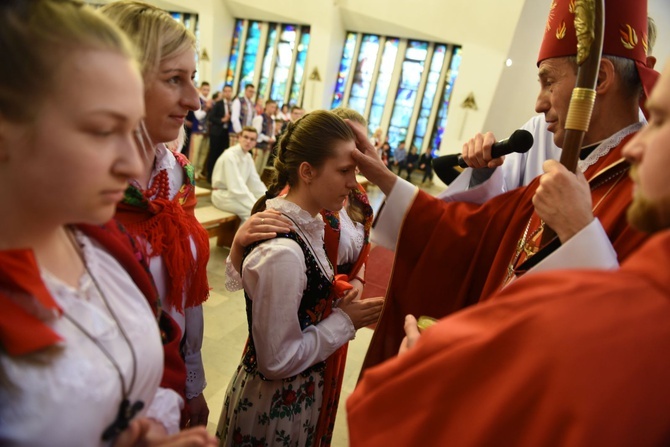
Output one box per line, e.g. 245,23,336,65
258,25,278,98
226,19,244,86
348,97,367,114
387,41,428,148
412,44,446,149
238,21,261,94
368,104,384,130
289,27,310,105
368,38,399,135
429,46,462,155
331,32,358,108
387,125,408,151
348,34,380,115
270,24,298,103
414,136,424,149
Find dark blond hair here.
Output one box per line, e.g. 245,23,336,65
252,110,355,214
0,0,136,123
100,1,195,87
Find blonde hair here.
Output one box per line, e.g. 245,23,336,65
0,0,136,123
99,1,196,86
331,107,367,127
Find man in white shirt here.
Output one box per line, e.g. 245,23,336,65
211,126,266,222
231,84,256,135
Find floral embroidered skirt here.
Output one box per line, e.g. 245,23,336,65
217,363,325,447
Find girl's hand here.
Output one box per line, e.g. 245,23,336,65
337,289,384,330
113,418,217,446
230,210,292,273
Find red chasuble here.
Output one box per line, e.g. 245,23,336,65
348,229,670,446
361,134,649,373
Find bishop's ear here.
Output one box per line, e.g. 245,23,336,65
595,58,616,93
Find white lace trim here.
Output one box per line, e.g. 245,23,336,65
578,122,643,174
266,197,333,279
224,256,243,292
339,207,364,261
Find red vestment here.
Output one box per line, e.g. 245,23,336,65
361,135,649,372
348,229,670,446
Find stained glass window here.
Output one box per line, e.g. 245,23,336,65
368,38,399,135
331,32,358,109
387,40,428,149
225,19,244,87
429,46,462,154
289,27,311,106
270,24,297,103
258,24,278,99
348,35,380,115
413,44,446,151
238,21,261,93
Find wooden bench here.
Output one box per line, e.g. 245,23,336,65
194,206,240,247
195,186,212,198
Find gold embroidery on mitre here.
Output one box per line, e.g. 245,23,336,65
556,20,567,40
619,24,638,50
568,0,576,13
546,0,557,32
574,0,596,65
642,33,649,55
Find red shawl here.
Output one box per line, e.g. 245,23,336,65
115,151,210,313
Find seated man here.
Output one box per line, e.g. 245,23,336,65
211,126,266,222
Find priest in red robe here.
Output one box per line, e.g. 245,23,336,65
347,57,670,446
353,0,659,373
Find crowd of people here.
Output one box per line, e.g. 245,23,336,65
1,0,670,446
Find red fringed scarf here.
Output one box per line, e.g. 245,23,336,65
115,150,210,313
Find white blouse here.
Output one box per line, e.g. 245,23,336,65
133,145,207,399
240,198,356,380
225,201,365,291
0,231,182,446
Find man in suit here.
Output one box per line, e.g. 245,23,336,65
206,85,233,182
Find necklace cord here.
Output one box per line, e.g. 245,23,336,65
63,227,144,440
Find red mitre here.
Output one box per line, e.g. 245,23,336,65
538,0,658,105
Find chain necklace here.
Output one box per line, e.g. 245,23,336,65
502,163,629,288
62,228,144,441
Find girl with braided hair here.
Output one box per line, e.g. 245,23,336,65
216,110,383,447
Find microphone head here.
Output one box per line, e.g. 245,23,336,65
508,129,534,154
432,154,462,185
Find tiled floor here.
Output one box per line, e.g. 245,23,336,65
199,178,443,445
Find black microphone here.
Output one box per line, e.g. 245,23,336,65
430,129,534,185
431,154,462,185
456,129,534,168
